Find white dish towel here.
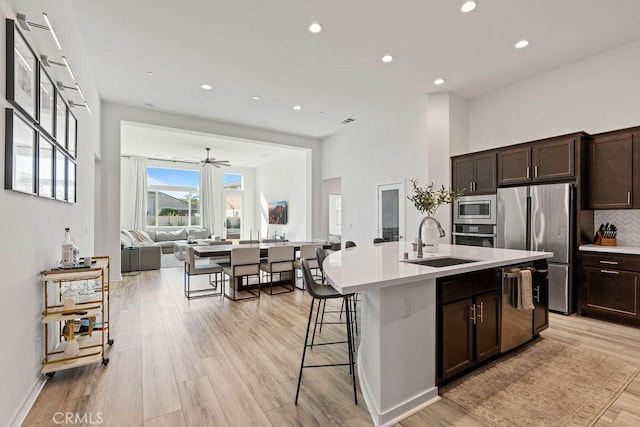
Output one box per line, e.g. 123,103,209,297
518,269,535,310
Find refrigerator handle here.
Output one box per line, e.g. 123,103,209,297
526,195,532,250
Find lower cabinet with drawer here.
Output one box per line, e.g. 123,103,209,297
437,269,502,384
579,252,640,326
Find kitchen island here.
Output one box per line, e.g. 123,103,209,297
323,242,553,426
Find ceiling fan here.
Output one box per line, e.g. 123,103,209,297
200,147,230,168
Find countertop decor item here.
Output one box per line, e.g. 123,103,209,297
408,179,462,254
407,179,463,216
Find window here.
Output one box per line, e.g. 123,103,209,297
147,167,200,227
223,173,243,190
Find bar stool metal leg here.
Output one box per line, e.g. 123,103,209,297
295,297,316,404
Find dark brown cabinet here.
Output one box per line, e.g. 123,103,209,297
579,252,640,326
497,137,576,185
452,153,496,195
587,132,637,209
437,269,501,383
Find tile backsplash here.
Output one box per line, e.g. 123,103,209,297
594,210,640,247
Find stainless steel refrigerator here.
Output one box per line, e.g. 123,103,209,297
497,183,574,314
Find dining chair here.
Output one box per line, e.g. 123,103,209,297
260,245,295,295
183,246,224,299
293,244,323,290
223,247,261,301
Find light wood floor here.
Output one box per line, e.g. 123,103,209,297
24,267,640,426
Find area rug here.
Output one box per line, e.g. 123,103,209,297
441,337,639,427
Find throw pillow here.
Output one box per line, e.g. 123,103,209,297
186,228,210,239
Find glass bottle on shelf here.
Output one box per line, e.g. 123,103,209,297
61,228,75,267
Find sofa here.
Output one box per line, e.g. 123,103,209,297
120,230,162,272
145,228,220,254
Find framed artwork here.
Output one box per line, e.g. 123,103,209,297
55,89,67,144
38,137,54,198
54,147,66,201
68,110,77,158
4,109,36,194
268,201,288,224
67,159,76,203
6,20,38,120
39,65,55,137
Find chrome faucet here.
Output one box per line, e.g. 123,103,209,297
417,216,446,258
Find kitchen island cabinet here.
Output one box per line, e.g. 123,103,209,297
324,243,552,426
437,269,501,383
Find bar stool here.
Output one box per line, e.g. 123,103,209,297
295,259,357,405
345,241,357,248
373,238,385,244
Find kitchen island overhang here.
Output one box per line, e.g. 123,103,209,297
323,243,553,426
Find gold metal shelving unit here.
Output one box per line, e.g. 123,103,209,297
40,256,113,375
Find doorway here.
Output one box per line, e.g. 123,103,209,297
222,192,243,240
377,182,405,241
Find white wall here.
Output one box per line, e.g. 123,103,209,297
0,1,101,425
469,39,640,150
255,150,309,241
321,95,430,246
101,103,321,278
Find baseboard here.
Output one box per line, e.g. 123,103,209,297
9,375,47,427
357,352,440,426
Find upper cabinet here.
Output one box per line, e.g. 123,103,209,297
452,153,496,195
587,130,639,209
497,136,576,185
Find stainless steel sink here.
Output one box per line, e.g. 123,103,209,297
402,257,478,268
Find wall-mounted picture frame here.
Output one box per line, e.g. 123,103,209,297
68,110,77,158
39,65,55,137
38,137,54,198
67,159,76,203
55,89,67,144
6,20,38,121
268,201,288,224
4,108,36,194
54,147,66,201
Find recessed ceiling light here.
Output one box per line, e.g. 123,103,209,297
252,96,261,100
515,39,530,49
434,78,445,85
381,55,394,63
146,71,154,76
308,22,322,33
293,105,302,110
461,1,477,13
144,103,154,108
200,83,213,90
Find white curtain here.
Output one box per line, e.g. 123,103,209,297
121,156,148,230
200,163,216,234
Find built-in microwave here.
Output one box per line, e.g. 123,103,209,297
453,194,497,225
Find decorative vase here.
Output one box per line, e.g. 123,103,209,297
422,219,440,253
63,338,80,362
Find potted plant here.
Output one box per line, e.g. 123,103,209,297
407,179,463,253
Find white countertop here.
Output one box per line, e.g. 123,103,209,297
579,244,640,255
324,243,553,293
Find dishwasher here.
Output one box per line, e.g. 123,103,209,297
501,263,549,352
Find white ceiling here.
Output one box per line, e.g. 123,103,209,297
71,0,640,139
121,122,300,167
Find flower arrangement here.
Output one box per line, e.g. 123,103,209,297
407,179,463,216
